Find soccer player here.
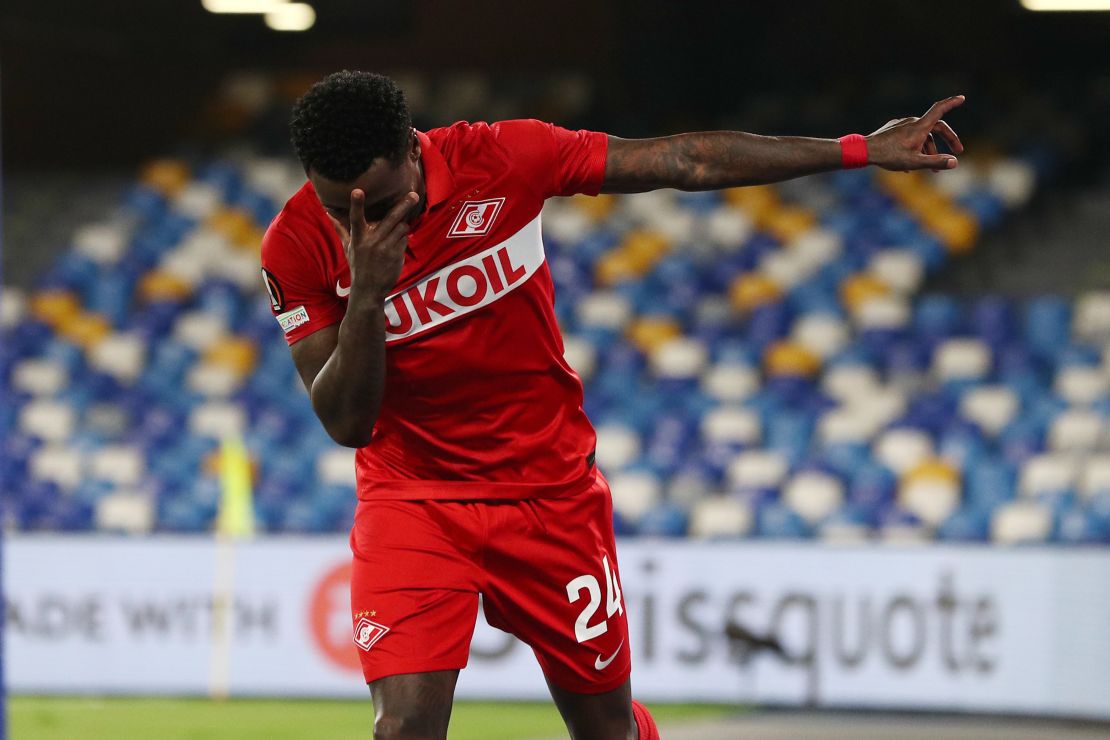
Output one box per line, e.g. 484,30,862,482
261,70,964,740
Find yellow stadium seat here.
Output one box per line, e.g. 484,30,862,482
627,317,681,353
138,270,194,303
58,313,113,350
840,273,891,312
922,208,979,254
568,193,616,221
208,208,258,246
763,206,816,242
764,341,820,378
595,250,640,286
140,159,190,197
204,337,258,377
723,185,779,214
903,458,960,486
30,290,81,328
729,273,783,312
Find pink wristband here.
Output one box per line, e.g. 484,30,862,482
839,134,869,169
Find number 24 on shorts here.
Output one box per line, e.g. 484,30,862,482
565,554,624,643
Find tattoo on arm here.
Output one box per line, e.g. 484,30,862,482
602,132,841,194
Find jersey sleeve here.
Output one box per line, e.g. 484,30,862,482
490,119,609,198
259,225,345,346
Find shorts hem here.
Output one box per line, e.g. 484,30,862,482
543,668,631,696
362,658,469,685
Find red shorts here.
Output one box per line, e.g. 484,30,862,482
348,474,631,694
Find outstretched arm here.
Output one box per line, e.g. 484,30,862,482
601,95,965,194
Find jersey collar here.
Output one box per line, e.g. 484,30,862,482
417,130,453,211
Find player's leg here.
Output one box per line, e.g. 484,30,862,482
349,500,484,739
368,670,459,740
481,476,659,740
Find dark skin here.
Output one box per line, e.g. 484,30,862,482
290,96,966,739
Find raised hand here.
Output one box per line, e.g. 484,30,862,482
327,190,418,305
866,95,966,173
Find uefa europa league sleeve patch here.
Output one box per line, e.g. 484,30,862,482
262,268,286,312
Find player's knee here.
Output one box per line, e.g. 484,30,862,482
372,709,448,740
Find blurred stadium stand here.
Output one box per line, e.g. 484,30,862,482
3,0,1110,547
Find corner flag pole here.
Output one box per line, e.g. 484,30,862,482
209,433,255,700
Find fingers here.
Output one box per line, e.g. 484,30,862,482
911,154,959,171
375,191,419,234
923,133,938,157
348,189,368,240
932,120,964,154
922,95,965,127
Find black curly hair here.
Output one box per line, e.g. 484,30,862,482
290,70,412,181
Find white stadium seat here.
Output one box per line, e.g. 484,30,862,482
701,362,760,402
19,399,78,442
854,295,910,330
188,401,247,440
562,335,597,380
73,223,128,265
11,358,68,396
29,444,85,490
819,518,871,545
1079,456,1110,500
959,385,1019,436
784,471,845,525
869,249,924,295
89,445,146,488
991,501,1052,544
726,449,789,490
933,338,991,382
542,201,593,244
609,470,663,523
817,407,880,445
1048,408,1104,453
900,477,960,527
317,448,357,486
705,206,754,249
1019,453,1079,497
186,363,242,398
89,332,146,384
760,248,812,290
987,158,1036,208
576,291,633,331
95,491,155,534
594,423,642,472
791,313,849,360
789,228,842,269
1055,366,1110,406
874,428,934,475
651,337,708,379
1,286,26,329
173,181,223,220
1073,292,1110,343
822,364,882,403
173,310,228,352
688,496,753,538
701,407,761,446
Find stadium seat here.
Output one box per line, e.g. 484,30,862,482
1048,408,1104,453
316,448,357,486
783,470,845,525
1019,453,1079,498
726,449,789,490
688,495,753,539
19,399,78,442
900,459,961,526
88,445,145,487
874,427,934,475
991,500,1053,544
959,385,1019,436
1055,365,1109,406
609,470,664,524
95,490,155,534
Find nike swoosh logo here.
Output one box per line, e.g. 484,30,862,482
336,280,351,298
594,639,624,671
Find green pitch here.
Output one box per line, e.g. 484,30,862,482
9,697,732,739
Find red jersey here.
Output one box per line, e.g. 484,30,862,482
260,120,608,501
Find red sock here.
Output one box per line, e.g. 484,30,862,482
631,699,660,740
